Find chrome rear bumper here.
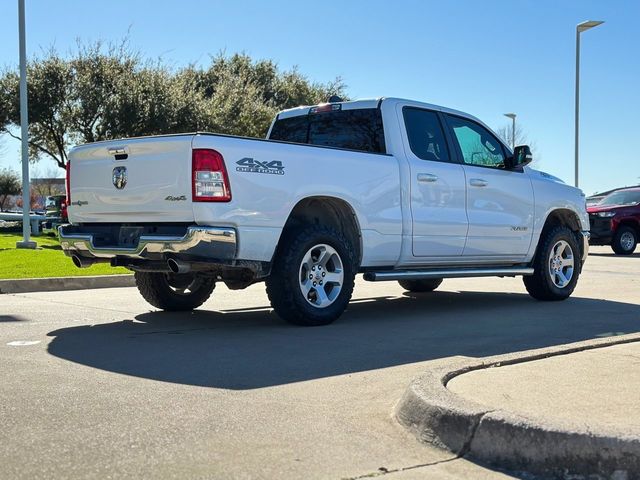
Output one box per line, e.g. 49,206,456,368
58,225,236,261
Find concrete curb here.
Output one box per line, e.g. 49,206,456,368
0,275,135,294
395,333,640,479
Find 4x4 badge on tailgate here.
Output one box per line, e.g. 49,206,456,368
236,157,285,175
112,166,127,189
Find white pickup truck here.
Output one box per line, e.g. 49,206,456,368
59,97,589,326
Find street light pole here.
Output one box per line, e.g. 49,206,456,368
16,0,36,249
503,113,517,150
575,20,604,189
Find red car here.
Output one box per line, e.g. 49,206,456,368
587,187,640,255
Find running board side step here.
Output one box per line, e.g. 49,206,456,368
363,267,534,282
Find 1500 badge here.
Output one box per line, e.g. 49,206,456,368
236,157,285,175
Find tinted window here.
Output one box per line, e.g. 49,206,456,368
403,107,449,162
269,108,386,154
268,115,309,144
447,115,506,168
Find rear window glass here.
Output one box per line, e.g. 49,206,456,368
268,115,308,144
403,107,450,162
269,108,386,154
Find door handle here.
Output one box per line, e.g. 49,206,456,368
108,146,128,160
469,178,488,187
417,173,438,183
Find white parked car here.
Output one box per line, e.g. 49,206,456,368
59,97,589,325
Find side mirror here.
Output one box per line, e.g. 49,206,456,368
506,145,533,169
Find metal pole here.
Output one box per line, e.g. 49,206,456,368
511,116,516,150
574,29,581,189
16,0,35,249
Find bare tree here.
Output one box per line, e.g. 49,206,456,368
496,123,528,149
495,123,539,165
31,166,65,198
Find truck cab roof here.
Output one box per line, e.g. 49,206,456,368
276,97,484,126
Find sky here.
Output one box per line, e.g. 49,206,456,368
0,0,638,195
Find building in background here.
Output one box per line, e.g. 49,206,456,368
3,177,65,212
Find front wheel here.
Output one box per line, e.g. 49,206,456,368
523,225,580,301
612,226,637,255
266,225,356,326
134,271,216,311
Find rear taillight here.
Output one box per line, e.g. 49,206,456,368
192,149,231,202
65,161,71,204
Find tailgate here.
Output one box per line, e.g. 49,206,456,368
68,135,195,223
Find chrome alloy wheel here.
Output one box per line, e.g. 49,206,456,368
548,240,574,288
299,244,344,308
620,231,635,251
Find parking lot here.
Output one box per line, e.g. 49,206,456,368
1,246,638,479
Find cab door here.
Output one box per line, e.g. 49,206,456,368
444,114,534,257
400,106,468,257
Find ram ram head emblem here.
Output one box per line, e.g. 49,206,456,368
112,166,127,190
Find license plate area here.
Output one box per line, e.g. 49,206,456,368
118,226,144,247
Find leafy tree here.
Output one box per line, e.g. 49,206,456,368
0,168,21,211
0,42,346,172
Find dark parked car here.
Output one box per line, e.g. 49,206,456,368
587,187,640,255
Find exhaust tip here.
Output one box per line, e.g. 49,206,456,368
167,258,181,274
72,254,91,269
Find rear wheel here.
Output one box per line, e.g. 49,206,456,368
398,278,443,293
266,225,356,326
523,225,580,301
612,226,637,255
134,271,215,311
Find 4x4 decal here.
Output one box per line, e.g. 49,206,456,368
236,157,285,175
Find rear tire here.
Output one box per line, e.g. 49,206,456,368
266,225,356,326
523,225,580,301
611,226,637,255
134,271,215,311
398,278,443,293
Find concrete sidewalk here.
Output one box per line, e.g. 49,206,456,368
448,340,640,437
0,274,134,293
396,335,640,479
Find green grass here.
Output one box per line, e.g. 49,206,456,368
0,233,130,279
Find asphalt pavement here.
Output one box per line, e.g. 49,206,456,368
0,246,638,479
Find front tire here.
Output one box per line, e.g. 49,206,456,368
612,226,637,255
523,225,580,301
134,271,215,311
266,225,356,326
398,278,443,293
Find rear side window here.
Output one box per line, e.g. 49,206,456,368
268,115,308,144
269,108,386,154
403,107,450,162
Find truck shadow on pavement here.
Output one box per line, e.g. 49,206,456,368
0,315,28,322
588,251,640,258
47,291,640,390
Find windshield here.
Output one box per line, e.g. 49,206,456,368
598,190,640,207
